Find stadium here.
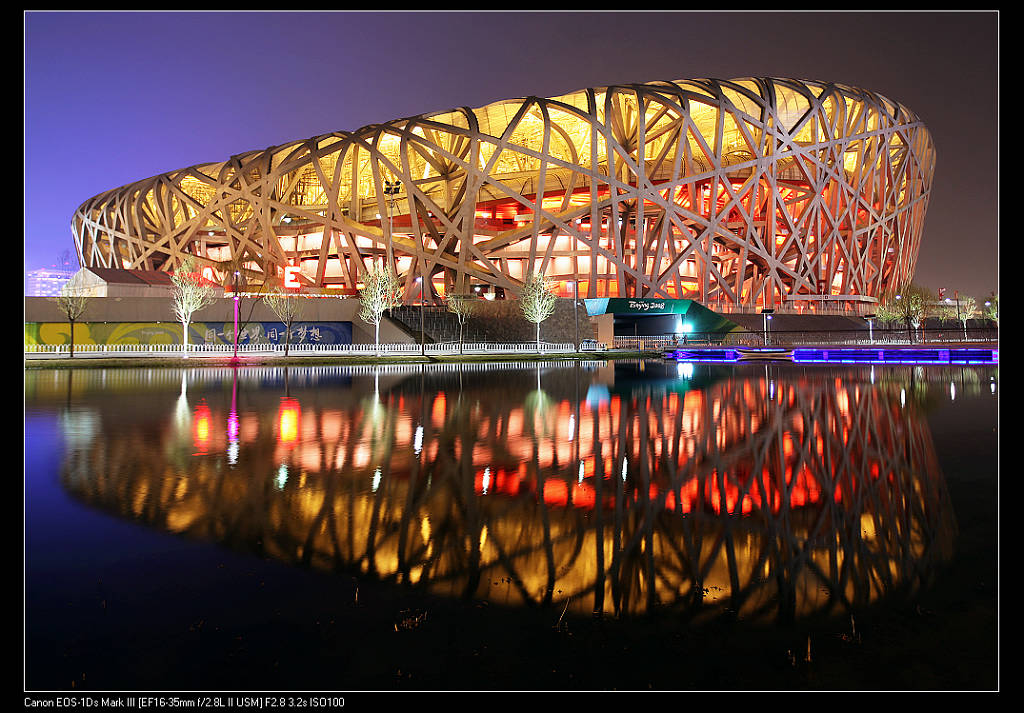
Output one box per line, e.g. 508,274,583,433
71,77,934,311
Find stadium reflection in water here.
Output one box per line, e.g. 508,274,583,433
46,359,969,623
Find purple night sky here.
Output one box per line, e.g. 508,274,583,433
24,10,999,299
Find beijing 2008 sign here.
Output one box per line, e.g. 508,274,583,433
604,298,693,314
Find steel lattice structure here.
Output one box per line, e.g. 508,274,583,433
72,77,935,306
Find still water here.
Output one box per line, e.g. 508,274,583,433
24,359,998,690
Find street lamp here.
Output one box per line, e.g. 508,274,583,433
944,294,965,341
383,179,401,270
230,269,243,363
761,308,774,345
573,279,580,352
415,276,425,355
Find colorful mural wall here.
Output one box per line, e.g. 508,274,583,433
25,321,353,346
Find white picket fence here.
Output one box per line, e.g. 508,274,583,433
24,341,602,358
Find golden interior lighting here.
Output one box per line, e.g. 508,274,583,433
72,78,933,306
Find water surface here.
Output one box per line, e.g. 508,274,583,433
24,359,998,690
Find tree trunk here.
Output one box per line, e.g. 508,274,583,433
375,320,381,356
68,318,75,358
284,320,291,357
459,322,464,355
182,320,189,358
536,322,541,352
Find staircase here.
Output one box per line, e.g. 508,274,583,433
387,306,492,344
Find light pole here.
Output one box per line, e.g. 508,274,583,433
945,294,965,341
230,269,243,363
415,276,425,356
573,279,580,352
383,179,401,271
761,308,774,345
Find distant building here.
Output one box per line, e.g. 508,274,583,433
60,267,223,298
25,267,74,297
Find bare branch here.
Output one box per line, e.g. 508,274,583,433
357,261,402,350
51,275,90,358
519,271,557,348
170,257,217,355
446,293,479,352
520,272,557,324
263,285,306,356
446,293,478,324
53,283,89,323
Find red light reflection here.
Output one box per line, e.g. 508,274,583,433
460,375,885,518
193,399,211,455
278,397,300,447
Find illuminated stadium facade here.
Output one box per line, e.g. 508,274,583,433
71,77,934,309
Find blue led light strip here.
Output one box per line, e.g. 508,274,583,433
664,348,998,365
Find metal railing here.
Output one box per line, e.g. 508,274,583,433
705,302,879,317
611,336,678,350
24,341,584,358
24,327,997,358
611,327,998,350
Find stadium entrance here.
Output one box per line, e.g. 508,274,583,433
583,298,740,344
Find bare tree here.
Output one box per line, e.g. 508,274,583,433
935,300,958,321
357,261,402,355
170,257,217,358
52,277,89,358
519,271,557,351
983,293,998,324
957,295,977,340
263,285,306,357
877,284,932,343
445,293,478,354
